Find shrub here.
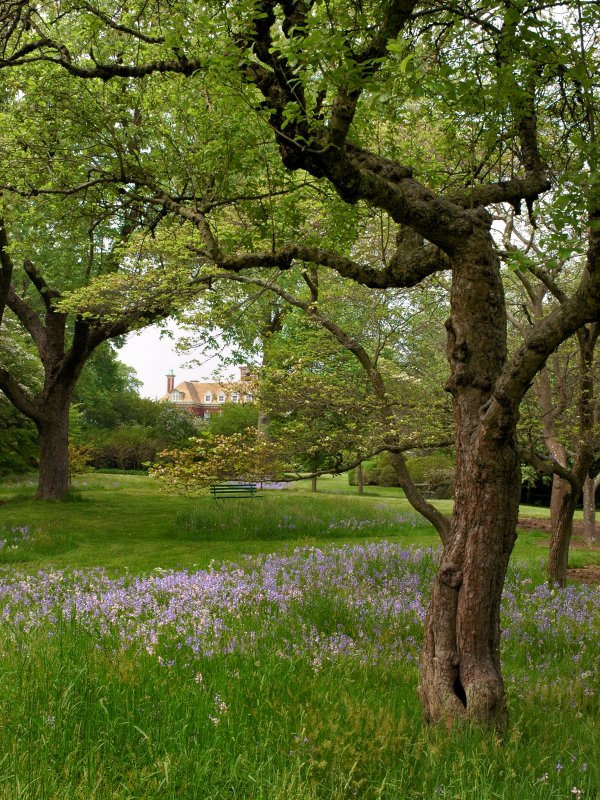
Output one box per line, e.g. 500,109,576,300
85,426,165,471
405,451,455,498
349,451,456,497
348,453,399,487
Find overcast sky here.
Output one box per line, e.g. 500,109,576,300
119,322,232,399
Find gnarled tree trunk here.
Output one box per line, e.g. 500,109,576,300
418,232,519,727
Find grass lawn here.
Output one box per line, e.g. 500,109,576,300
0,472,596,574
0,473,598,799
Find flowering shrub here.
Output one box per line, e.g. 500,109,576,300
150,429,288,493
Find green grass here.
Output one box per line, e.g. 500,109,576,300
1,636,597,800
0,472,597,799
0,472,596,573
0,473,446,573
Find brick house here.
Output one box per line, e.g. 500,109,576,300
162,366,255,419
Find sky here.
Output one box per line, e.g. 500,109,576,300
118,321,233,399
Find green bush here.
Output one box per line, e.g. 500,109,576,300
349,451,455,497
84,426,165,471
406,451,455,498
208,402,258,436
348,453,399,487
0,402,38,475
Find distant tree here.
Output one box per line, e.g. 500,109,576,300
73,342,141,428
229,270,453,534
501,212,600,581
208,402,259,437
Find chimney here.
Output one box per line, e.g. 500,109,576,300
166,370,175,393
239,365,249,380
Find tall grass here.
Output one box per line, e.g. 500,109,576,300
0,474,597,798
0,523,75,563
172,492,429,542
0,543,597,799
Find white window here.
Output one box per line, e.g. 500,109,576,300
232,393,239,402
204,393,212,402
170,391,183,402
244,394,253,401
218,394,225,403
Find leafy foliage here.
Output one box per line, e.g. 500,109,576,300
151,430,287,493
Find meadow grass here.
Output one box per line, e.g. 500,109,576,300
1,472,595,573
0,473,598,799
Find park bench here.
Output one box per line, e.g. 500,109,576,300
210,482,259,501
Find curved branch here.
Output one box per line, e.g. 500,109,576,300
23,259,61,310
76,3,166,45
192,240,449,289
486,224,600,433
519,447,579,491
0,367,41,422
7,287,46,352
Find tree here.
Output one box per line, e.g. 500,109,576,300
2,0,599,728
0,206,179,498
226,269,453,528
501,204,600,582
208,401,259,437
0,68,216,499
520,325,600,583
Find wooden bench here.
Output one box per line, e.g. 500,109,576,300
210,483,258,501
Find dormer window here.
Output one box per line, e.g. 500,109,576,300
170,391,183,402
204,393,212,402
244,394,253,401
232,393,239,402
217,393,225,403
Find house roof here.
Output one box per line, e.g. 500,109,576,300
162,381,247,404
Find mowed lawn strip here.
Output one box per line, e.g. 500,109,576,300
0,473,597,574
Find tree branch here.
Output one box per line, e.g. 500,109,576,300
519,447,579,491
6,286,47,353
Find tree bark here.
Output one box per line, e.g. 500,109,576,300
356,460,364,495
544,325,598,583
418,232,519,728
583,474,598,544
36,399,71,500
311,474,318,493
547,476,579,586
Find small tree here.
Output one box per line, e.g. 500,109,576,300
151,429,287,494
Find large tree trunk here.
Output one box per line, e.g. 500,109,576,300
36,398,71,500
547,476,579,586
310,474,317,492
419,439,520,726
418,232,519,728
583,475,598,544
